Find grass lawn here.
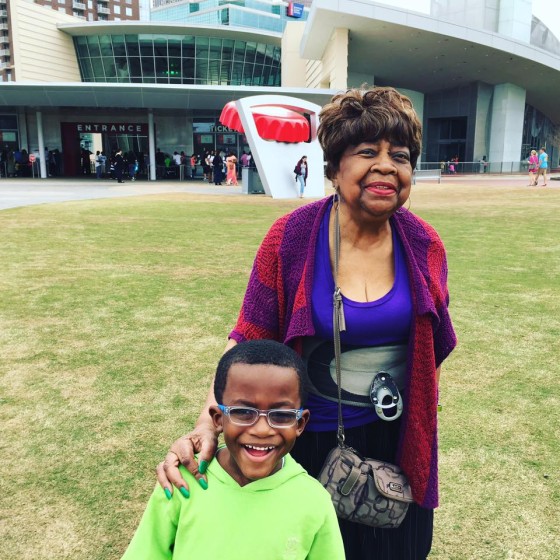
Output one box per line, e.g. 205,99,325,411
1,184,559,559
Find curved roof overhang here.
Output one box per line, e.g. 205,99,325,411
0,82,335,111
302,0,560,123
57,21,282,45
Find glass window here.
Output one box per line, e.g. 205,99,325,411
234,40,246,60
125,35,140,56
196,59,208,82
139,39,154,57
220,59,232,84
87,35,101,58
141,56,155,78
79,57,94,81
75,36,89,58
115,57,129,79
103,57,117,78
90,58,105,79
231,61,244,85
196,36,209,59
182,37,195,58
99,35,113,57
125,7,132,16
128,57,142,77
155,57,169,80
221,39,234,62
111,35,126,57
244,42,256,63
114,5,120,14
168,38,181,57
168,57,181,78
209,37,222,59
153,37,167,57
182,58,195,81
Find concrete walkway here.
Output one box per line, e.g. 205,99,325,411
0,177,243,211
0,173,556,211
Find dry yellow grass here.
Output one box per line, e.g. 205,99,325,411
1,179,559,559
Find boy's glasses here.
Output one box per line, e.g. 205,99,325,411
218,405,303,428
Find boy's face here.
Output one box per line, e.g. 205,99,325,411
210,363,309,487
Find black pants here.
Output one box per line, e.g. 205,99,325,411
291,420,433,560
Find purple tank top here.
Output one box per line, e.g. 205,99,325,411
306,203,412,431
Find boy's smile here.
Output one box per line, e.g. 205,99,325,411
210,363,309,487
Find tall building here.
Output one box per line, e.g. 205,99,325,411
0,0,558,178
150,0,310,34
33,0,140,21
0,0,143,82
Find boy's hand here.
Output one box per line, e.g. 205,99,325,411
156,424,219,499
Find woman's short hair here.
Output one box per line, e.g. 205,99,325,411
318,86,423,179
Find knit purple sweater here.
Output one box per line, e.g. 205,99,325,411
230,196,457,508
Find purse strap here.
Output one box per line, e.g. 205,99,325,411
332,194,347,447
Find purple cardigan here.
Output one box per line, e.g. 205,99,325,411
231,197,457,508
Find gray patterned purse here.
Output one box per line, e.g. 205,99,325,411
317,196,413,528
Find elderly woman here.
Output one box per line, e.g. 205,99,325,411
157,87,457,559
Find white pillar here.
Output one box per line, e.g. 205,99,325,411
488,83,526,171
148,111,156,181
36,111,47,179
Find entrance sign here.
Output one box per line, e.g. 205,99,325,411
74,123,149,134
225,95,323,199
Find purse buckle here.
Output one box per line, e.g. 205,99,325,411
369,372,403,421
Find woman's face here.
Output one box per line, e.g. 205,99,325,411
333,139,412,221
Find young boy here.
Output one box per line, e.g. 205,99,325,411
121,340,345,559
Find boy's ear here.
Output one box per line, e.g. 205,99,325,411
295,409,310,437
209,405,224,432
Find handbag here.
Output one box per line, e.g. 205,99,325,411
317,194,414,529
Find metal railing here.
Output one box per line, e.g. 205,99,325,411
417,161,529,174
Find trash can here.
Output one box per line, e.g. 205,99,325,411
242,167,265,194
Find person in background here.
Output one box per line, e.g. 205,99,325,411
156,86,457,560
534,147,548,187
114,148,125,184
226,153,238,186
213,151,223,185
204,151,214,183
95,150,103,179
127,150,138,182
155,148,166,179
190,154,197,179
81,147,92,175
527,150,538,186
121,340,344,560
294,155,308,198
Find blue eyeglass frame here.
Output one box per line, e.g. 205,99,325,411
217,405,304,427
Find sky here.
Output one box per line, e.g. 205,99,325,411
373,0,560,42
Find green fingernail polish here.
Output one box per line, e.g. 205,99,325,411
164,488,172,500
179,487,190,499
198,478,208,490
198,460,208,474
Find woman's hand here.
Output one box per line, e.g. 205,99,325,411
156,422,219,499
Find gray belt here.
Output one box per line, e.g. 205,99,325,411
302,337,408,408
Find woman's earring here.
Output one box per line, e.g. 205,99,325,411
397,197,411,213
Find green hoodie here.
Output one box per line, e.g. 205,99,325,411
122,452,345,559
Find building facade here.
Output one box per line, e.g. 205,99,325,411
0,0,558,178
0,0,143,82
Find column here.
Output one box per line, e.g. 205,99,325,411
148,111,156,181
36,111,47,179
488,83,526,171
